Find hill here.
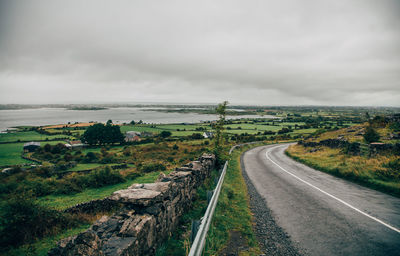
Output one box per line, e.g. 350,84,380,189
286,114,400,196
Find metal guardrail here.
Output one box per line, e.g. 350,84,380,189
188,141,261,256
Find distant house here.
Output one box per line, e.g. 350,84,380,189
23,142,40,152
125,131,142,142
65,140,87,149
140,131,153,138
203,131,214,139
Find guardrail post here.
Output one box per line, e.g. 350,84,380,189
207,190,214,204
190,220,201,244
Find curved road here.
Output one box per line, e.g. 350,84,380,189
242,144,400,256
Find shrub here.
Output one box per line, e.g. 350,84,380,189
343,142,360,155
381,159,400,181
32,167,54,178
190,133,203,139
84,151,98,163
140,163,166,173
364,126,380,143
0,195,79,248
160,131,172,138
172,144,179,150
100,155,115,164
86,167,125,188
123,147,131,156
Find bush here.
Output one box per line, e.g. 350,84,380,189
140,163,166,173
381,159,400,181
172,144,179,150
100,155,115,164
84,151,98,163
343,142,360,155
278,127,292,134
364,126,380,143
160,131,172,138
85,167,125,188
190,133,203,139
0,195,78,248
123,147,131,156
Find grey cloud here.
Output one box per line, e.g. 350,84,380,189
0,0,399,106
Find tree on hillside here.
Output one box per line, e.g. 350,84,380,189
214,101,228,159
81,123,124,145
363,126,380,144
159,131,172,138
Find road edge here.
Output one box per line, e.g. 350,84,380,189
240,145,304,256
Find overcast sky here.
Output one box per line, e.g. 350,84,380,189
0,0,399,106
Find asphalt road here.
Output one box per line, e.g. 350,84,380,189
242,144,400,256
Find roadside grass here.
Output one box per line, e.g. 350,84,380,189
156,168,220,256
204,143,268,256
3,224,91,256
286,144,400,197
0,131,72,143
37,170,172,210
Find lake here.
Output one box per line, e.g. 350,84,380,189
0,107,277,132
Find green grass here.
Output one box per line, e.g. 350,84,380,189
120,124,210,137
120,125,164,134
285,147,400,197
0,143,33,166
0,131,72,143
3,224,91,256
67,163,106,171
66,163,134,172
0,141,69,166
204,143,268,255
156,167,219,256
37,170,172,210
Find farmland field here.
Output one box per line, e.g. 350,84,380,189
0,131,72,143
0,140,67,166
0,143,33,166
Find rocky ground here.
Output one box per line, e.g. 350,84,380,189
240,153,305,256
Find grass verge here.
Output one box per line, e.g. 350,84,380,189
285,144,400,197
204,143,270,256
155,167,220,256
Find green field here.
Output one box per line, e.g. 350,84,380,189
121,124,210,137
37,170,171,210
0,143,33,166
67,163,106,172
0,140,67,166
0,131,72,143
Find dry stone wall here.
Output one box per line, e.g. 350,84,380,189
48,153,216,256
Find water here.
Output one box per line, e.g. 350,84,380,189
0,107,277,132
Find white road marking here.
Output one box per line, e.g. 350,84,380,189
265,146,400,234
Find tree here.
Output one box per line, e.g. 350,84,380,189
190,133,203,139
159,131,172,138
214,101,228,159
81,123,124,145
363,126,380,143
